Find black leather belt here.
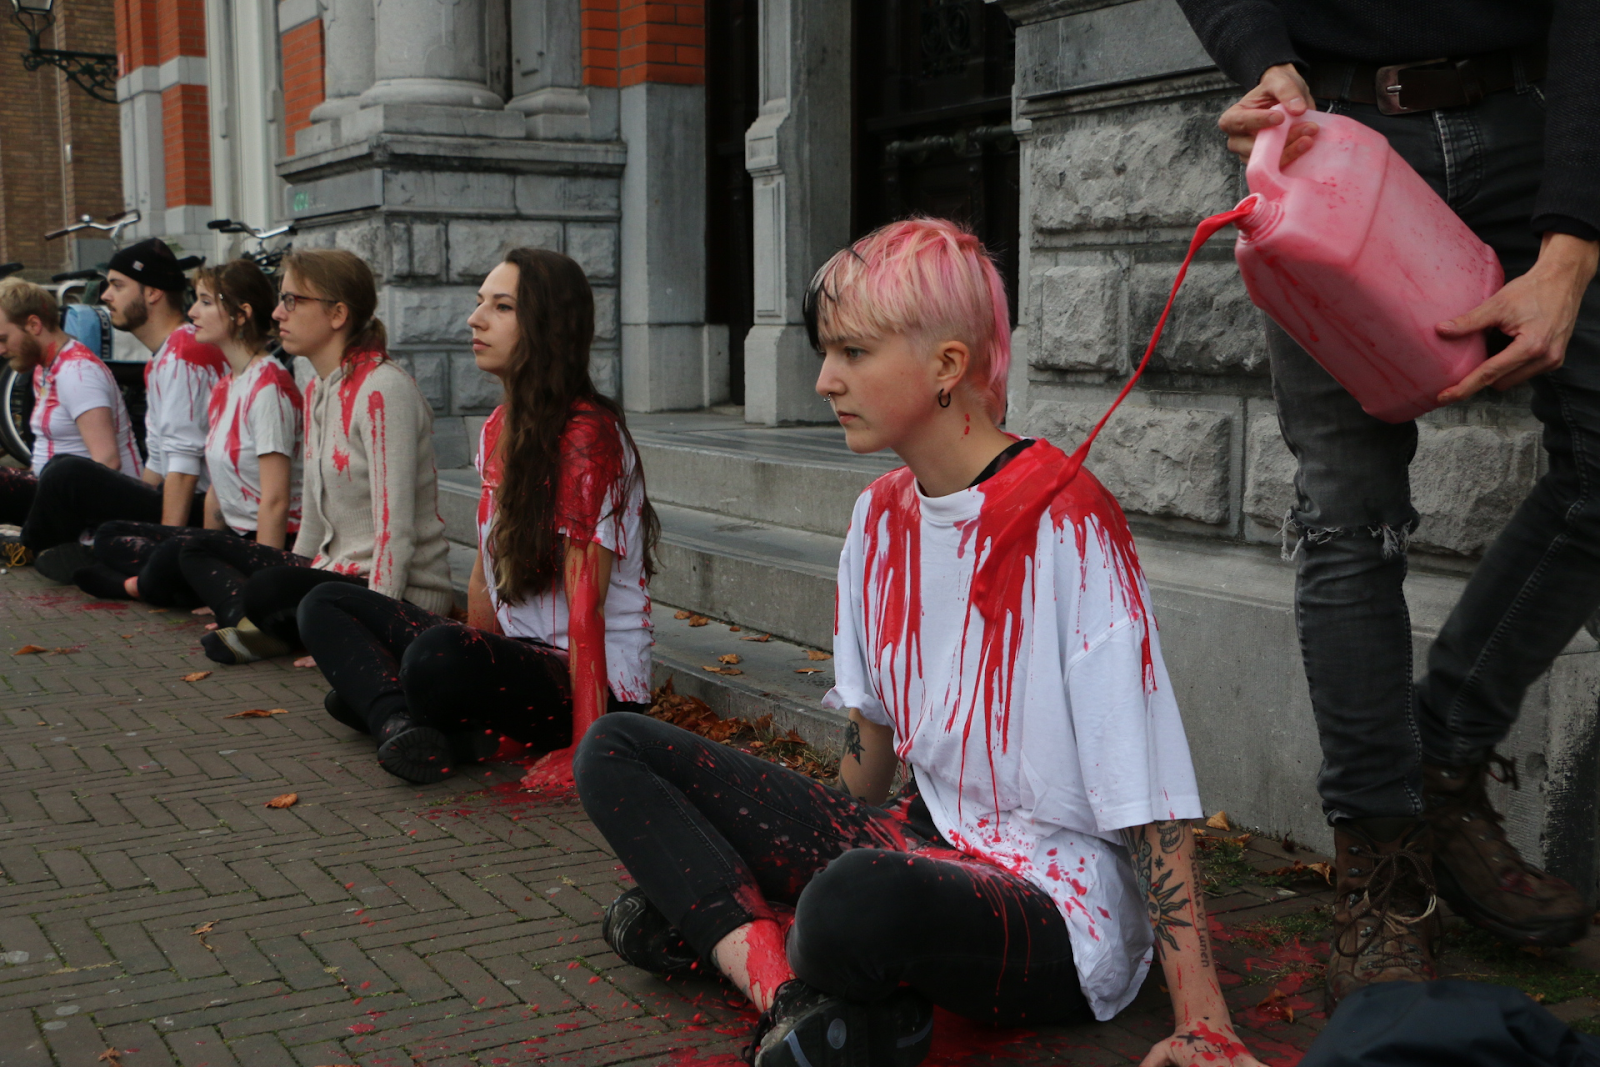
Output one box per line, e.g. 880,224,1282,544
1307,43,1546,115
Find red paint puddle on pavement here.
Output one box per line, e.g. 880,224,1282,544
347,1022,376,1033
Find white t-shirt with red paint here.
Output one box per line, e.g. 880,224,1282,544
204,356,304,535
825,438,1202,1022
475,402,654,704
144,324,227,485
30,337,143,475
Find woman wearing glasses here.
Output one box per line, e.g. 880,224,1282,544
184,248,452,664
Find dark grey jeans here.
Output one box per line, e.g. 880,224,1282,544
1274,80,1600,821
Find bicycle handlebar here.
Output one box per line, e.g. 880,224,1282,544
43,209,143,243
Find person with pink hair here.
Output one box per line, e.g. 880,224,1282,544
573,218,1260,1067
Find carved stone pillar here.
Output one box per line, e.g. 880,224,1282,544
357,0,502,109
309,0,375,121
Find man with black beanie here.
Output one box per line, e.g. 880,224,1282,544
1174,0,1599,1010
27,238,226,580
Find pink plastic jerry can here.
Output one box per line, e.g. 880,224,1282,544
1232,105,1504,423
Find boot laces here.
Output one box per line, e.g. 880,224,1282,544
1336,841,1437,970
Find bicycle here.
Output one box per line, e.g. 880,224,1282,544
207,218,295,275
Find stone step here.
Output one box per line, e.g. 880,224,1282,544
650,501,840,651
630,413,895,536
439,468,480,547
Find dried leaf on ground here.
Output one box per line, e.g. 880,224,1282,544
674,610,692,620
648,678,836,781
14,644,46,655
1205,811,1233,831
717,653,741,665
805,650,832,661
688,615,710,627
264,792,299,809
193,921,217,935
181,671,212,682
794,668,823,675
98,1051,123,1066
741,634,771,642
1266,861,1334,885
702,665,743,676
729,625,741,632
1254,986,1296,1024
226,708,288,719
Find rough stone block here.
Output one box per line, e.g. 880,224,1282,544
1243,413,1540,556
1412,424,1539,555
333,220,387,279
386,221,413,279
432,416,471,471
1025,400,1233,524
566,223,617,281
515,175,621,216
1032,98,1239,234
386,170,516,214
1243,412,1294,528
447,220,564,282
400,351,449,412
1033,264,1122,372
450,352,503,414
593,287,618,341
411,223,445,278
591,348,620,400
1130,261,1266,375
381,286,473,345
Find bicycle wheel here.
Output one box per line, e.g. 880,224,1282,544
0,365,34,464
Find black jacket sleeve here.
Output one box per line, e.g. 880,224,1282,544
1174,0,1303,88
1530,0,1600,237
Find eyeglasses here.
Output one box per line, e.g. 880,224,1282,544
277,290,338,313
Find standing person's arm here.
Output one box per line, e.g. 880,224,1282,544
1123,821,1263,1067
74,407,121,470
255,453,291,550
467,549,502,633
522,538,613,791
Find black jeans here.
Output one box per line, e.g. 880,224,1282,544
298,582,649,739
14,454,203,552
174,535,340,639
1277,83,1600,820
0,467,36,527
89,520,209,607
573,715,1092,1028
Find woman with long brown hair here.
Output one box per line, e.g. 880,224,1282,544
297,248,657,786
182,248,453,663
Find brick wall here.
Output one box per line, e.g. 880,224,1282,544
582,0,704,88
117,0,211,212
282,19,325,151
0,0,123,271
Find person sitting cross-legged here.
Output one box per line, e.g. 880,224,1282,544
297,249,655,786
573,219,1264,1067
72,259,304,612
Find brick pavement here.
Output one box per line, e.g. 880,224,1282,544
0,563,1351,1065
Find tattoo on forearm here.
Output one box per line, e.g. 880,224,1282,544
1126,823,1194,957
843,721,863,761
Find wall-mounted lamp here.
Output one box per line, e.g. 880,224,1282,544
10,0,119,104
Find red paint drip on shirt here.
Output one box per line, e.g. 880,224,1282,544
337,351,384,438
367,389,390,588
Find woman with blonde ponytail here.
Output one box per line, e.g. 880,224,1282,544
296,249,657,786
189,249,452,665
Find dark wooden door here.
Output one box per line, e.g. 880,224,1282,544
853,0,1019,324
704,0,760,404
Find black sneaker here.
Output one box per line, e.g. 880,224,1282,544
324,689,367,734
34,542,94,584
602,887,702,977
376,724,455,784
747,980,934,1067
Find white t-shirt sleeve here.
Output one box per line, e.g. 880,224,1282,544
822,497,891,727
249,381,298,458
55,361,118,421
1068,624,1203,835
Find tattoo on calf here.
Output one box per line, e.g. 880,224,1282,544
843,721,863,761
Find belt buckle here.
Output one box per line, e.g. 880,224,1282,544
1375,58,1446,115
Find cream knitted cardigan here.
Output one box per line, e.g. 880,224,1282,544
293,353,453,613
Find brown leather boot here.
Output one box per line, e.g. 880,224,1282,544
1325,817,1441,1012
1424,758,1591,947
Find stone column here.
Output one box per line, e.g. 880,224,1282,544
503,0,615,139
358,0,501,109
309,0,375,121
742,0,851,425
